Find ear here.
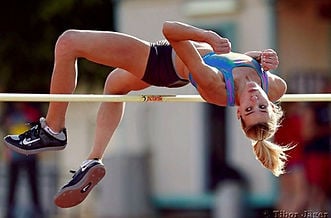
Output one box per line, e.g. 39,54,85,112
236,108,241,120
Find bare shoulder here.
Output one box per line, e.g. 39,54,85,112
267,72,287,102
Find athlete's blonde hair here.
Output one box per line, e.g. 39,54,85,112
241,103,290,176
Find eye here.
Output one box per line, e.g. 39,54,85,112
245,107,252,112
259,104,267,110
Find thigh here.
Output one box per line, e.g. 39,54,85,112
104,68,151,94
64,30,151,79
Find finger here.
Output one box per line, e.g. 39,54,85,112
262,62,278,71
214,44,231,53
262,49,276,54
262,57,278,64
262,62,278,70
262,54,277,61
262,52,277,61
262,54,278,63
262,59,279,67
214,47,231,54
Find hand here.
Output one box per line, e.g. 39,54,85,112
261,49,279,71
207,31,231,54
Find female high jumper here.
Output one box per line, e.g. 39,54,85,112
4,21,288,208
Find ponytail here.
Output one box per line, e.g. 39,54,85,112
252,140,289,176
241,102,292,176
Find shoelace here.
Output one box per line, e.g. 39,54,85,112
19,121,41,140
68,160,99,179
60,170,79,187
69,170,78,178
69,162,88,178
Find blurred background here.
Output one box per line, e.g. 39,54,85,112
0,0,330,217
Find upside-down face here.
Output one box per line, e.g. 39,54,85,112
236,82,272,129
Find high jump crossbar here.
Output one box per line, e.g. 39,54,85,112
0,93,330,102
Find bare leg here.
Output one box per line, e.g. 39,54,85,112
53,69,149,208
87,68,150,159
44,30,150,132
45,43,78,132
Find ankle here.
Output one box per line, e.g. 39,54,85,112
45,126,60,134
87,155,102,160
44,122,64,133
44,116,65,132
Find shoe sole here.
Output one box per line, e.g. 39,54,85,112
53,164,106,208
4,141,66,155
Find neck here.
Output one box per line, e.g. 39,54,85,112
235,76,251,104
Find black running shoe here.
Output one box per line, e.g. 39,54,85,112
4,117,67,155
54,159,106,208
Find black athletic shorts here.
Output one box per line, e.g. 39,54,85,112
141,40,189,88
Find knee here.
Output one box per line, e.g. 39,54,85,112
104,71,130,95
55,30,80,57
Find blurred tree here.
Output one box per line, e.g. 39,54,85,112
0,0,114,93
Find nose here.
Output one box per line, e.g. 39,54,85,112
250,95,258,102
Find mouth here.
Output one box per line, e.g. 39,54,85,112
246,81,258,87
245,82,261,92
248,88,259,92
